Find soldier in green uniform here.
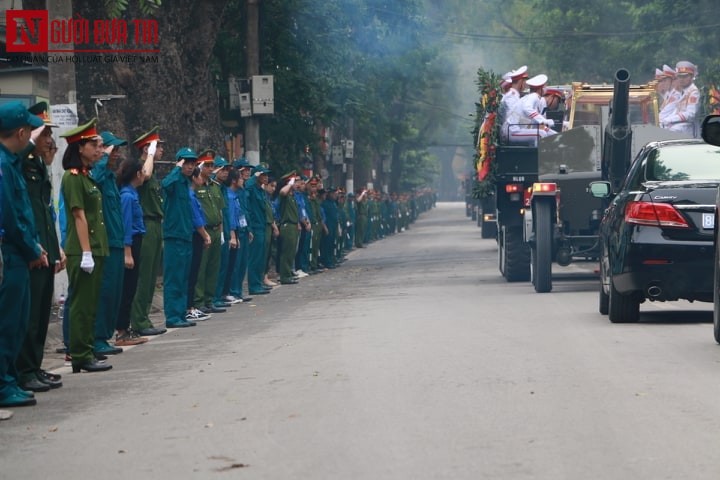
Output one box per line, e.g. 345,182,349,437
0,102,48,407
246,165,274,295
17,103,65,392
355,188,368,248
129,127,164,335
161,148,200,328
194,150,226,314
212,156,235,308
306,177,323,273
278,171,300,284
60,119,112,373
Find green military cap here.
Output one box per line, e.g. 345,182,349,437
233,157,250,169
100,131,127,147
280,170,297,182
198,148,216,164
28,101,59,128
0,101,44,131
60,118,100,144
132,126,164,150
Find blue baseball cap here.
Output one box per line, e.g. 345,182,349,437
0,101,44,130
100,131,128,147
175,147,199,162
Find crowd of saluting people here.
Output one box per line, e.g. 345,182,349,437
0,100,436,415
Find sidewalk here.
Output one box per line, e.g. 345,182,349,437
42,284,167,372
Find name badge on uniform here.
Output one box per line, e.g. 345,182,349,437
239,215,248,228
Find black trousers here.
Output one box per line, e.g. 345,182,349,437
117,235,143,331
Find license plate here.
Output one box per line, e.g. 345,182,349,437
702,213,715,229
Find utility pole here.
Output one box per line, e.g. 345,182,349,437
345,117,354,193
245,0,260,166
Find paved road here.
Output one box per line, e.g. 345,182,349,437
1,202,717,479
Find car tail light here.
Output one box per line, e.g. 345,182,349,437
505,184,522,193
532,182,557,193
624,201,690,228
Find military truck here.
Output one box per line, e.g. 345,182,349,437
495,69,689,289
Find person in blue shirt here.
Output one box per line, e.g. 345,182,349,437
228,160,254,301
116,158,148,346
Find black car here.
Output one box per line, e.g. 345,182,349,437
699,115,720,342
590,139,719,323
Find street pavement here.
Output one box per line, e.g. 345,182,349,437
1,202,718,479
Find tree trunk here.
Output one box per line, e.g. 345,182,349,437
73,0,229,156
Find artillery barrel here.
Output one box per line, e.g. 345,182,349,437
609,68,630,130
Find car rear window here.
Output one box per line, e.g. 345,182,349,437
645,144,720,182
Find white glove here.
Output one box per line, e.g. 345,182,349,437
220,231,225,245
147,140,158,156
80,251,95,274
545,119,555,127
288,177,296,186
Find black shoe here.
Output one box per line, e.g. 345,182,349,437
20,378,51,393
204,305,226,313
35,371,62,389
280,279,298,285
249,290,270,295
55,347,67,354
241,297,253,302
38,369,61,382
94,352,108,361
72,360,112,373
138,327,167,336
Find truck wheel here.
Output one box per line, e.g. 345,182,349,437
713,232,720,344
481,220,497,239
531,201,553,293
471,206,477,221
502,226,530,282
608,276,639,323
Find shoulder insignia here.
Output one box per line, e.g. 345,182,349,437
69,168,80,175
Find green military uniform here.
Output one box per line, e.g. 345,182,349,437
355,196,368,248
17,152,61,385
278,184,300,283
308,193,322,271
130,172,163,331
194,178,225,308
63,167,109,368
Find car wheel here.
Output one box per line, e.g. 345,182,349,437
608,276,639,323
598,246,609,315
713,227,720,344
531,201,553,293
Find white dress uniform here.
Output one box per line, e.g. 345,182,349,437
661,61,700,135
506,74,556,145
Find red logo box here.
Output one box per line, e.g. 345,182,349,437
6,10,49,52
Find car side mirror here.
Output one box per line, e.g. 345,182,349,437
701,115,720,146
588,181,611,198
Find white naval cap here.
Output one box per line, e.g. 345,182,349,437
675,60,697,76
526,74,548,88
510,65,528,81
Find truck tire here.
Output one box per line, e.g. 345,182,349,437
531,201,553,293
500,226,530,282
608,276,640,323
471,206,477,221
481,219,497,239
